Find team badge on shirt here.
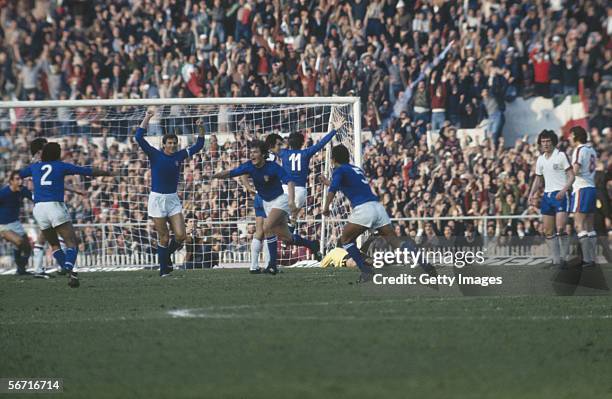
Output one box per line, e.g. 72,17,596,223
263,175,270,182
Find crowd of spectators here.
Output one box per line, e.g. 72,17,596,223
0,0,610,266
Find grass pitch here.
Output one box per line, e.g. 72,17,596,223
1,268,611,399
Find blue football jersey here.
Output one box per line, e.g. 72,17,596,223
229,161,290,202
20,161,93,203
0,186,32,224
279,130,336,187
135,127,205,194
328,163,378,207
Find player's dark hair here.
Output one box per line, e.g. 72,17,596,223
265,133,283,149
30,138,48,156
570,126,587,144
331,144,350,164
41,142,61,162
537,129,558,147
249,140,268,157
162,133,178,144
288,132,305,150
9,170,20,181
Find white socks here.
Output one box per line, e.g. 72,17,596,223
250,238,262,271
547,235,560,264
558,233,569,263
33,245,45,274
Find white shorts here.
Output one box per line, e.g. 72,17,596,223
148,192,182,218
0,221,26,236
348,201,391,230
33,202,71,230
282,185,307,209
263,194,291,216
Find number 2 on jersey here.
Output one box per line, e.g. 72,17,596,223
41,164,53,186
289,153,302,172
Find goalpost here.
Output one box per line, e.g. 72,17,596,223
0,97,361,270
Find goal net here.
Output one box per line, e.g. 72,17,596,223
0,98,360,270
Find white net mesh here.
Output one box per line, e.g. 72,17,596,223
0,99,358,270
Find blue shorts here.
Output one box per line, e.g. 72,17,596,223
570,187,596,213
540,191,570,216
254,194,266,218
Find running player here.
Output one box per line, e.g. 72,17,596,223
20,142,114,287
568,126,598,267
212,140,321,275
528,130,575,268
136,110,205,276
321,144,435,282
0,171,33,275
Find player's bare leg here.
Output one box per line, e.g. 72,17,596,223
263,208,321,275
166,213,186,270
41,226,73,285
337,222,372,281
152,217,172,276
54,222,80,287
1,230,32,275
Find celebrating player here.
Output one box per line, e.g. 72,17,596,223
279,115,343,221
212,140,321,275
20,142,115,287
240,134,282,273
322,144,435,282
136,110,205,276
528,130,575,268
0,171,33,275
568,126,598,267
26,138,85,278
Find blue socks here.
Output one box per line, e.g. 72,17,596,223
266,236,278,268
291,234,316,250
158,245,169,274
53,249,66,270
64,248,78,271
343,242,368,272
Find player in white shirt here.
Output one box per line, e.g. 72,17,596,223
528,130,575,268
568,126,598,267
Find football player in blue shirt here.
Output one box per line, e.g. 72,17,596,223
20,142,114,287
240,135,283,273
136,110,205,276
279,116,343,222
212,140,321,274
322,145,435,282
0,171,33,275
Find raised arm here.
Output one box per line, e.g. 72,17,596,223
134,110,156,156
184,119,206,157
305,115,344,157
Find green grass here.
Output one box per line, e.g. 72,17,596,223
1,268,611,399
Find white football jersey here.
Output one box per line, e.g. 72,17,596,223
571,144,596,190
535,149,571,192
